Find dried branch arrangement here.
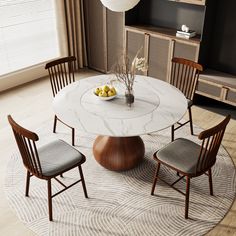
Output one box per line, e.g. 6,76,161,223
113,47,148,93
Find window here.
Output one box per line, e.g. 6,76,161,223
0,0,60,76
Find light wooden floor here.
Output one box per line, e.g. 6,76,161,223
0,69,235,236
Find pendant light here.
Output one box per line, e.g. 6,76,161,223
100,0,140,12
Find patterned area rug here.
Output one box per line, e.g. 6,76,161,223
4,120,236,236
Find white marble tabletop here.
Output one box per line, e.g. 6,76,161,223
53,75,187,137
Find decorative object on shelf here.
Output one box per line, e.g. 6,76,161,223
113,48,148,107
176,25,196,39
176,30,196,39
100,0,140,12
181,24,189,33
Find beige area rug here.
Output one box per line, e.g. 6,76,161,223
4,120,236,236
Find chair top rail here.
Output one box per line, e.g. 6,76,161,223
45,56,76,69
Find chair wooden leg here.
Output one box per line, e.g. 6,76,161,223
78,165,88,198
72,128,75,146
47,179,53,221
171,125,174,142
25,171,31,197
188,107,194,135
208,168,214,196
185,176,190,219
53,115,57,133
151,162,161,195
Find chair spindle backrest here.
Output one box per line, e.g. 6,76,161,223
196,115,231,173
170,57,203,100
8,115,43,178
45,56,76,97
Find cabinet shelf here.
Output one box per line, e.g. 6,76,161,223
167,0,205,6
125,25,201,44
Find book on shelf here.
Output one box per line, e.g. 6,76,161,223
176,30,196,37
176,32,196,39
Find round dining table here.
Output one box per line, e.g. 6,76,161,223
53,74,187,171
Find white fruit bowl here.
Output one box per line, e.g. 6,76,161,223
94,93,117,101
93,86,117,101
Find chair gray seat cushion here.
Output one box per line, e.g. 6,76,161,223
187,99,193,107
156,138,201,174
38,140,84,177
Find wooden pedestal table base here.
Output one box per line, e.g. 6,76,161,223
93,136,145,171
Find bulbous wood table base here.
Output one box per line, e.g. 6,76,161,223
93,136,145,171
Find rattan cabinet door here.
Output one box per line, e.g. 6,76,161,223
196,79,222,100
148,34,171,81
84,1,124,73
84,0,106,72
125,29,146,75
172,39,199,62
107,11,124,72
225,88,236,106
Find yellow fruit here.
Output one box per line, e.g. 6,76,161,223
108,90,115,97
103,85,110,93
99,91,107,97
110,87,116,95
94,87,101,95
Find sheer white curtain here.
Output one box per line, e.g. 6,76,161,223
0,0,66,91
0,0,62,76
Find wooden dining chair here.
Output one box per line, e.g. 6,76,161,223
8,115,88,221
151,115,230,219
45,56,76,146
170,57,203,141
